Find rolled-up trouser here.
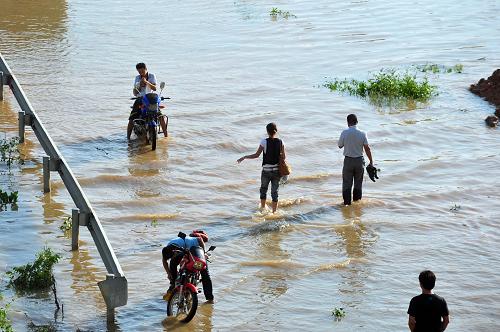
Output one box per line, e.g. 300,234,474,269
260,169,281,202
342,156,364,205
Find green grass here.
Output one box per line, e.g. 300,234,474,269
324,69,437,102
7,248,61,292
270,7,297,19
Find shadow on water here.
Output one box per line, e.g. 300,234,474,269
335,203,377,307
161,301,214,332
255,230,290,304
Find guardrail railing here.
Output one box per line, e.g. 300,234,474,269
0,53,127,309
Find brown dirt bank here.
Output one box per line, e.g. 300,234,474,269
469,69,500,126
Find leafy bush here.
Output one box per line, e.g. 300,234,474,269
324,69,437,102
0,137,23,170
7,248,61,292
0,292,13,332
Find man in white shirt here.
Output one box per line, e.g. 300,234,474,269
338,114,374,205
128,63,168,140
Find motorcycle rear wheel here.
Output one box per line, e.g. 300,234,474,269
150,125,157,150
167,287,198,323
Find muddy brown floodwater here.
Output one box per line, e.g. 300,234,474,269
1,0,500,331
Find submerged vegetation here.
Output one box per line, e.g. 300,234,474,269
0,190,18,212
270,7,297,19
0,190,18,205
416,63,463,74
324,69,437,102
59,216,72,232
332,307,346,321
27,320,57,332
7,248,61,292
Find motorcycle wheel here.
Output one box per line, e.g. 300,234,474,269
150,125,157,150
167,287,198,323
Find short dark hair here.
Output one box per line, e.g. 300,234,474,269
347,114,358,126
136,62,147,70
266,122,278,135
419,270,436,290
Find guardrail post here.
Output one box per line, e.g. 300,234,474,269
71,209,80,250
0,71,4,101
43,156,51,193
18,111,25,143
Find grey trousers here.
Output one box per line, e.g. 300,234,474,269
342,156,364,205
260,170,281,202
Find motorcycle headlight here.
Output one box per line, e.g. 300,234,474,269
193,261,204,270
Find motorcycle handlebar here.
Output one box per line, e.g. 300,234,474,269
130,97,170,100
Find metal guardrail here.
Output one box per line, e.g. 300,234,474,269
0,53,127,309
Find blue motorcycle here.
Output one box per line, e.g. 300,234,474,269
132,82,169,150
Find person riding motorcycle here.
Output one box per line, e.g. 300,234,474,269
162,230,214,303
127,62,168,140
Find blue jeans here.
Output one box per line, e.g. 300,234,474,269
260,170,281,202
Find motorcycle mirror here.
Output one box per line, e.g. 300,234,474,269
208,245,216,251
178,231,186,239
160,82,166,90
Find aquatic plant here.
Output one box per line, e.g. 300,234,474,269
332,307,346,321
6,247,61,292
151,219,159,227
270,7,296,19
0,190,18,205
324,69,437,102
59,216,72,232
27,320,57,332
0,137,23,170
417,63,463,74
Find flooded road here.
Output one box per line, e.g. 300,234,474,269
1,0,500,331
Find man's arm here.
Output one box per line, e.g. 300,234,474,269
338,132,344,149
363,144,373,165
408,315,416,332
441,315,449,331
237,145,264,163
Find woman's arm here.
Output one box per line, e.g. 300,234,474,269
237,145,264,163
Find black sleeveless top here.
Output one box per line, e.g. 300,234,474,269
262,138,281,166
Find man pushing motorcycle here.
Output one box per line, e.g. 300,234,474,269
162,230,215,303
127,62,168,140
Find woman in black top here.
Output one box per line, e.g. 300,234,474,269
237,123,286,213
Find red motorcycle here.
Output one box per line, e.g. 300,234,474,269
166,232,216,323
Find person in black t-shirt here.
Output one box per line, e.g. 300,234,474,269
237,123,286,213
407,270,449,332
